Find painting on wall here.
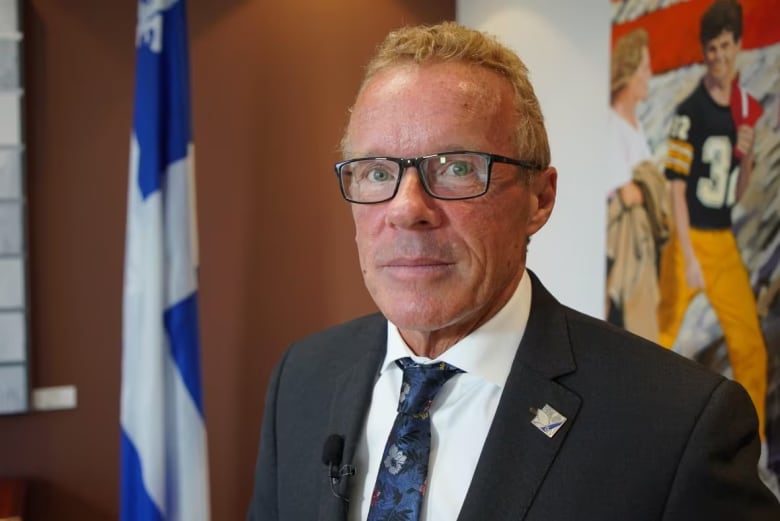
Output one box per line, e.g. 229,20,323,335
606,0,780,493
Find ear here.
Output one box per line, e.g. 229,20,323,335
526,166,557,235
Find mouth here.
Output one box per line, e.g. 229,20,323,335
383,256,452,267
379,257,455,278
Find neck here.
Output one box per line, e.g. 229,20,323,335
611,96,639,128
399,319,477,359
703,71,736,106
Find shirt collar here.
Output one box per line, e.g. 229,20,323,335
382,270,532,389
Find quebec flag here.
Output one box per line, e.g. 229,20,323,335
120,1,210,520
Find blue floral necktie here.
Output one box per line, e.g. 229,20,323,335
366,357,463,521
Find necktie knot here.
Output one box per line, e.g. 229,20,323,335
396,358,463,415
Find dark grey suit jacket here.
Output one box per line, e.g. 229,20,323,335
248,272,780,520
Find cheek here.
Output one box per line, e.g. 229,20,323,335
352,211,365,242
459,200,528,267
352,205,378,231
352,209,376,258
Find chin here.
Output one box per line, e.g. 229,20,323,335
377,299,458,333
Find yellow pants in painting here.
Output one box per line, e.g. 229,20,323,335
658,227,767,439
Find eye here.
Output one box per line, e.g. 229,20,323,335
366,167,393,182
348,160,397,183
445,160,473,177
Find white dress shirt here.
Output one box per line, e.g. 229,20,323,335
606,108,652,195
348,271,532,521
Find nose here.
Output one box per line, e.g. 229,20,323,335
385,167,441,229
713,44,728,61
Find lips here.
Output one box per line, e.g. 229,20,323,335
371,238,458,278
381,257,453,268
376,256,456,283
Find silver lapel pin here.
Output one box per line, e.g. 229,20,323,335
530,404,567,438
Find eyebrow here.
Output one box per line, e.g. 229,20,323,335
349,146,478,158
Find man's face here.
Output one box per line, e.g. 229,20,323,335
703,30,740,84
629,46,651,101
345,61,555,351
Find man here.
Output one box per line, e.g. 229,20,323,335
658,0,768,441
606,28,669,341
248,21,780,520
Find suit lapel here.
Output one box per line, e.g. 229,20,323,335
458,272,581,520
318,315,387,521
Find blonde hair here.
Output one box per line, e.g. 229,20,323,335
610,28,649,103
343,22,550,169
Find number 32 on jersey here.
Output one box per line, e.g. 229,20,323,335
668,114,739,209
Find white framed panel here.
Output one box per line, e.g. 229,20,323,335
0,39,19,88
0,200,22,254
0,148,21,198
0,93,21,144
0,364,27,414
0,0,26,415
0,0,18,35
0,257,23,308
0,311,24,362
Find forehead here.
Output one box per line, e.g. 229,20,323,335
347,61,515,157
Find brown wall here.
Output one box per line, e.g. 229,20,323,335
0,0,454,519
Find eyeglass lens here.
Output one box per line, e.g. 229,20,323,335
340,153,490,202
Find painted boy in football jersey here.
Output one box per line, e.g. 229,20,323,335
658,0,768,439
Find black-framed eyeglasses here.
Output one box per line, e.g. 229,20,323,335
334,150,542,204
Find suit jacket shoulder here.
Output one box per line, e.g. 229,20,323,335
460,273,779,520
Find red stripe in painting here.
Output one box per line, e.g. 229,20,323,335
612,0,780,74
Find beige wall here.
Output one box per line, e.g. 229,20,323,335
457,0,611,318
0,1,454,519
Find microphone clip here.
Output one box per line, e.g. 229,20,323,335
330,463,356,483
322,434,355,502
328,463,355,501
